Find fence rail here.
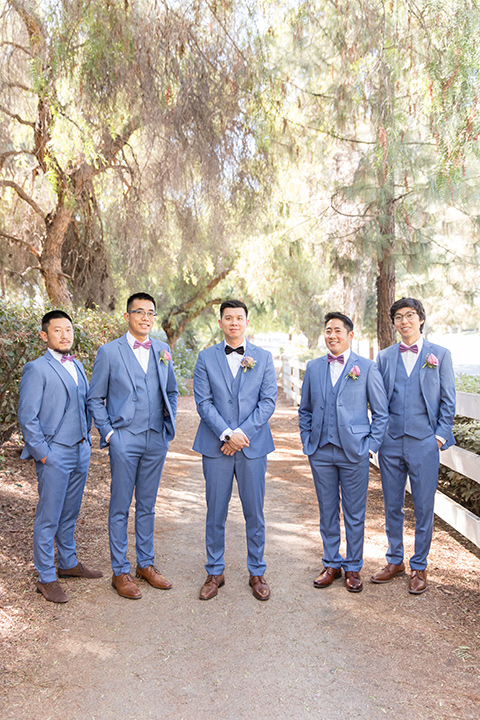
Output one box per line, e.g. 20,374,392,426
280,354,480,549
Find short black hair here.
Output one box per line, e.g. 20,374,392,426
41,310,73,332
390,297,426,332
324,311,354,333
220,300,248,318
126,292,156,312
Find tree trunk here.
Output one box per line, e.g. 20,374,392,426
41,205,75,309
376,251,396,349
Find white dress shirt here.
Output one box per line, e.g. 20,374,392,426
400,336,423,377
127,330,151,373
329,347,351,386
48,348,78,385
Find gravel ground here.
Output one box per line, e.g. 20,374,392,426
1,390,479,720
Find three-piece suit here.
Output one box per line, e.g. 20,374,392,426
377,340,456,569
18,350,91,583
298,352,388,571
88,333,178,575
193,341,277,576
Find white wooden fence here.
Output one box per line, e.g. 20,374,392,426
280,355,480,550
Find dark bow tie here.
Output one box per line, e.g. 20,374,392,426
133,339,152,350
225,345,244,356
61,354,76,363
327,353,344,364
399,343,418,354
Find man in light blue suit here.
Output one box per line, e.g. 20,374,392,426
18,310,102,604
299,312,388,593
88,293,178,600
371,298,456,594
193,300,277,601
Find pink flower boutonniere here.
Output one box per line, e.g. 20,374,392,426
159,349,172,366
240,356,256,373
347,365,360,381
422,353,438,369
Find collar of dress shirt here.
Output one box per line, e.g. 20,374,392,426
48,347,73,363
328,347,351,365
127,330,150,349
401,336,423,353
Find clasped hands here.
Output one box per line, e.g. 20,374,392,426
221,432,249,456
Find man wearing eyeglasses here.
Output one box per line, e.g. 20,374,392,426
371,298,456,594
88,293,178,599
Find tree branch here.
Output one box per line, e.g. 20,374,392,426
0,104,35,128
0,229,41,257
0,180,45,218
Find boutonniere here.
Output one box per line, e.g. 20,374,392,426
422,353,438,369
159,349,172,366
240,356,256,373
347,365,360,381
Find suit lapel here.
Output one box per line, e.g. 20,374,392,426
337,350,358,399
151,339,167,397
215,342,234,393
387,345,400,400
118,334,139,392
45,351,75,396
318,355,329,403
419,339,432,393
238,341,256,392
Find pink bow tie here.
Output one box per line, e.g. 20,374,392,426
133,340,152,350
399,343,418,354
61,354,76,363
327,353,344,364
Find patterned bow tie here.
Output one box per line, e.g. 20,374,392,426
225,345,244,355
399,343,418,354
61,354,76,363
133,339,152,350
327,353,344,364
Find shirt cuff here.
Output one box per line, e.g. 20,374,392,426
106,430,114,442
220,428,233,442
435,434,446,446
233,427,249,441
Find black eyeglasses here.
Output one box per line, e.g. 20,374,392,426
128,310,157,318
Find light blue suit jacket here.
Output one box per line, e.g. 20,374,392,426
18,351,91,461
376,340,456,449
87,334,178,448
192,341,277,459
298,351,389,463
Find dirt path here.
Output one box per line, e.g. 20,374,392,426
1,390,480,719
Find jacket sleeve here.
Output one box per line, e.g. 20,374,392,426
298,362,313,446
87,346,113,442
366,362,389,453
18,362,50,461
436,349,456,447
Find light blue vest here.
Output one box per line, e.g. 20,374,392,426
55,369,88,445
129,351,164,434
387,354,432,440
319,372,342,449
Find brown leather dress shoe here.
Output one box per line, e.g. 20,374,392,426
58,562,103,579
408,569,427,595
36,580,68,603
345,571,363,593
136,565,172,589
199,573,225,600
112,572,142,599
249,575,270,601
313,567,342,588
370,562,406,584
